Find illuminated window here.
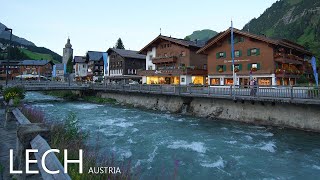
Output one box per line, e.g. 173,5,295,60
210,78,220,85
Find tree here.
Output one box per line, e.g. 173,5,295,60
66,56,73,74
115,38,125,49
184,36,191,41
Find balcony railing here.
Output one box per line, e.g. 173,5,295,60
274,53,304,65
152,56,178,64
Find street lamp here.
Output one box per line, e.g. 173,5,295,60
4,27,13,86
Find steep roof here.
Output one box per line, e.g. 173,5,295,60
87,51,104,61
107,48,146,59
18,60,53,66
197,28,312,55
138,35,206,54
73,56,86,63
55,63,65,70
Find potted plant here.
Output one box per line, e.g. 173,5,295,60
218,68,223,73
251,67,257,72
234,68,240,72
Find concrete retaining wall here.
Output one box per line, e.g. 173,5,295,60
96,91,320,132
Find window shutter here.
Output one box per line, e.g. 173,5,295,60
256,48,260,55
247,49,251,56
216,52,220,59
224,52,227,58
216,65,220,72
239,50,242,57
257,63,261,70
275,63,278,69
223,65,226,71
230,65,233,71
239,64,242,71
248,63,252,70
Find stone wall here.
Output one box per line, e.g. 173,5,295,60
96,91,320,132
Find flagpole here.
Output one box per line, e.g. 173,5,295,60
231,20,236,86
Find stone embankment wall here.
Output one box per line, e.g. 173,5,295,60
95,92,320,132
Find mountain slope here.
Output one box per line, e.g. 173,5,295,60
0,22,35,46
243,0,320,60
185,29,218,42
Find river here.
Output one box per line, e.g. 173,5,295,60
24,92,320,179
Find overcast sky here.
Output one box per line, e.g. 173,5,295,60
0,0,277,56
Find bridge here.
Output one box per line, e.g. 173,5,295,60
2,82,320,105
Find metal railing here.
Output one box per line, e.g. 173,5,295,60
2,82,320,102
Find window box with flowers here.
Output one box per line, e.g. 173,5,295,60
251,67,257,72
275,69,283,74
218,68,223,73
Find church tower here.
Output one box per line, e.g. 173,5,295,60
62,37,73,64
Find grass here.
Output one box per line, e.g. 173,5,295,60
44,90,79,101
20,48,60,64
20,106,133,179
83,96,117,104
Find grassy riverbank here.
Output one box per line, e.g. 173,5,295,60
43,90,117,104
21,106,133,179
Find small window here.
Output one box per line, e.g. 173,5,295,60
235,50,241,57
248,48,260,56
148,65,153,70
181,78,185,83
203,64,207,70
216,52,226,59
252,63,258,69
181,51,186,56
210,78,220,85
164,53,168,57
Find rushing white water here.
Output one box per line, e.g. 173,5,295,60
24,92,320,179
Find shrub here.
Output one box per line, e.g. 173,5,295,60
296,75,309,85
20,105,45,123
3,86,25,102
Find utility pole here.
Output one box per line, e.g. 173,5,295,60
4,27,13,86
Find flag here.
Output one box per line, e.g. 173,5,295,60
311,56,318,86
231,20,236,85
103,52,108,76
52,65,56,77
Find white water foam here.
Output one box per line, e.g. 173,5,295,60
33,104,54,108
260,142,277,153
312,165,320,170
201,157,225,168
147,146,158,163
244,135,253,141
221,127,228,130
132,128,139,133
225,141,237,144
167,140,207,153
72,104,98,110
114,122,134,128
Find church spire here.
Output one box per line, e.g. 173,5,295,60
65,37,72,48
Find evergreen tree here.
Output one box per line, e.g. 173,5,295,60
115,38,125,49
66,56,73,74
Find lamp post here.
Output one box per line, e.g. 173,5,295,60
4,27,13,86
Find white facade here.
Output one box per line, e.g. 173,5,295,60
74,63,88,77
142,47,156,84
146,47,156,70
180,75,192,85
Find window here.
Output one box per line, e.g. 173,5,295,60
247,48,260,56
235,50,242,57
225,78,234,85
231,64,242,72
164,53,168,57
181,51,186,57
216,65,226,72
216,52,226,59
210,78,220,85
258,78,271,86
181,78,185,83
148,65,153,70
248,63,261,70
203,64,207,70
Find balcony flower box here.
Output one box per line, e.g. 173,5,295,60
218,68,223,73
251,67,257,72
275,69,283,74
234,68,240,72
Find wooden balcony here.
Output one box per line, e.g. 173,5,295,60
274,53,303,65
152,56,178,64
138,68,207,76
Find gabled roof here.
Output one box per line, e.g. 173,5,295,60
197,28,312,55
55,63,65,70
138,35,206,54
107,48,146,59
19,60,54,66
87,51,104,61
73,56,86,63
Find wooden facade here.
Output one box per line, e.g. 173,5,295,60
197,28,313,86
138,35,208,85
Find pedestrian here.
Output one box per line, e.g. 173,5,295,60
250,79,254,96
253,78,258,96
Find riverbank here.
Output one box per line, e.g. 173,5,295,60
42,90,320,132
